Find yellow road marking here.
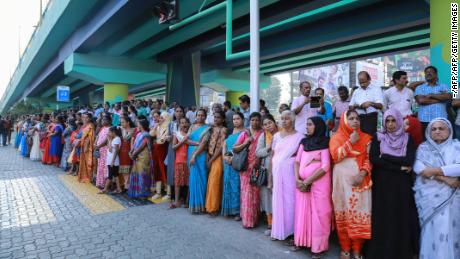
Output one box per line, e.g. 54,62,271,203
59,175,124,214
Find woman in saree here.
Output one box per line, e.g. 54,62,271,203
205,110,227,216
412,118,460,259
329,110,372,259
367,108,419,259
15,117,23,149
78,113,96,183
221,112,245,218
60,118,76,170
68,121,83,175
94,115,111,188
119,115,135,190
293,117,332,258
49,115,65,166
41,116,54,164
271,110,304,242
150,112,171,200
166,106,185,203
233,112,263,228
127,118,152,199
255,114,278,235
20,118,30,157
30,115,44,161
187,109,210,214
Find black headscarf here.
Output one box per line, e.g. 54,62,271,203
300,116,329,151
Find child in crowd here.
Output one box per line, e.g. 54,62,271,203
99,126,122,194
170,117,190,208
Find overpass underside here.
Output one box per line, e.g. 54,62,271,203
1,0,435,112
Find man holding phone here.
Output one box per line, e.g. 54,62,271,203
292,81,318,135
415,66,452,137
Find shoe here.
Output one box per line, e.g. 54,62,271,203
264,229,271,236
162,195,171,201
151,194,162,200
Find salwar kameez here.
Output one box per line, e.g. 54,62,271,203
152,143,168,183
330,113,372,254
221,132,241,216
271,132,304,240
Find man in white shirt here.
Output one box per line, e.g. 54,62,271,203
292,81,318,135
349,71,384,135
186,106,197,124
384,71,414,117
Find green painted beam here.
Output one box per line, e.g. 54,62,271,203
64,53,166,85
260,38,430,74
225,0,358,60
70,81,92,93
237,29,430,72
105,0,219,56
133,0,279,59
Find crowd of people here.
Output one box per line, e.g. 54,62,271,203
3,66,460,259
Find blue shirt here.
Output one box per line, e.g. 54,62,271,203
94,107,104,118
316,101,333,122
414,82,451,122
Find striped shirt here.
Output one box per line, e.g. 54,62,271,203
414,83,451,122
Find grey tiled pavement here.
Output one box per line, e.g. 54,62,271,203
0,144,340,258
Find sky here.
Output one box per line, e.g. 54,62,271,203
0,0,49,98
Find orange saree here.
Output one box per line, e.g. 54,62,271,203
78,123,95,183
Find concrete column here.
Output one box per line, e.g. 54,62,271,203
166,52,200,107
104,83,128,104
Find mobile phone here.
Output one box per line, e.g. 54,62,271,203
310,96,321,108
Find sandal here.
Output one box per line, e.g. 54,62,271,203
169,203,177,209
311,252,322,259
340,251,351,259
283,238,295,247
289,246,302,252
110,190,122,194
98,190,107,194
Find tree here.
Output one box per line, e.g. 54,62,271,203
261,77,282,115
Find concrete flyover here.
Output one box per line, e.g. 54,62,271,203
1,0,435,113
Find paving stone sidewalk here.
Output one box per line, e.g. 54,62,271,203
0,145,339,258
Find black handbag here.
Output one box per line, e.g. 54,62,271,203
231,130,250,171
231,147,248,171
250,164,268,186
250,133,268,186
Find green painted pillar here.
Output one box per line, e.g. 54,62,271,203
430,1,454,87
104,83,128,104
226,91,246,108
